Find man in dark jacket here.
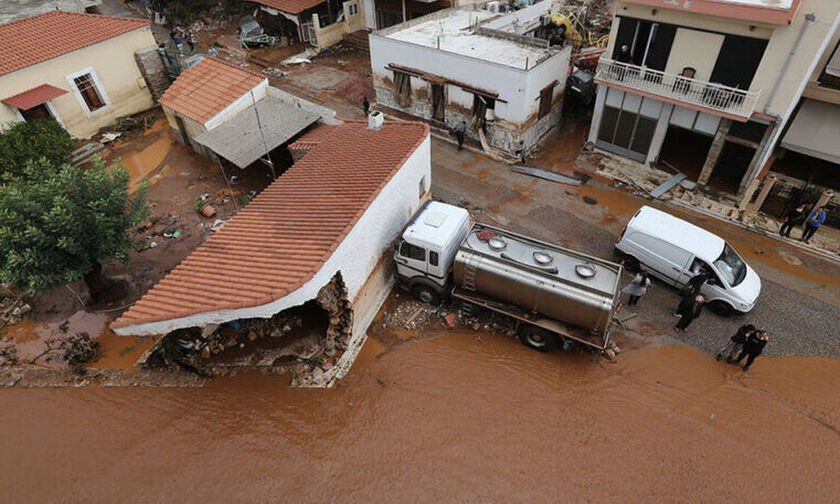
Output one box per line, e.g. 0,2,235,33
716,324,755,362
779,203,806,238
734,330,769,371
675,295,704,332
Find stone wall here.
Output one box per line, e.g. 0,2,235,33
134,46,171,101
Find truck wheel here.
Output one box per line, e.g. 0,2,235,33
708,300,734,316
412,285,441,305
518,325,556,352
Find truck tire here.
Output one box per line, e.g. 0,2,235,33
707,300,734,316
518,325,556,352
412,284,441,306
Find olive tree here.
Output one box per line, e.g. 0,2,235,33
0,158,148,301
0,119,73,179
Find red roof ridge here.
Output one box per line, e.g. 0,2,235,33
202,55,266,80
0,10,150,29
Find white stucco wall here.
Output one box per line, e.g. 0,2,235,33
114,130,432,336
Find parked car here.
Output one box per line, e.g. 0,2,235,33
239,15,276,48
615,206,761,314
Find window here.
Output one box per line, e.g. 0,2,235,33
429,251,439,267
348,2,359,16
393,71,411,107
472,94,495,120
400,241,425,261
538,85,554,119
72,73,105,112
714,243,747,287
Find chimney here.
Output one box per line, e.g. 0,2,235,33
367,110,384,130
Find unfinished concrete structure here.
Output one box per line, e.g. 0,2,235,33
369,1,571,153
112,117,431,387
589,0,840,200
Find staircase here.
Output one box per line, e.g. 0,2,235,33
342,29,370,52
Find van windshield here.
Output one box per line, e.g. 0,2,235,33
714,243,747,287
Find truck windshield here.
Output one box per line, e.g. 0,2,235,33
714,243,747,287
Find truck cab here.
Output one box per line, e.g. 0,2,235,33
394,201,471,304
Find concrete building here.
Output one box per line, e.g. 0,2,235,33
589,0,840,200
363,0,455,30
0,11,157,139
0,0,101,24
248,0,367,49
158,57,336,169
370,2,572,153
112,116,431,387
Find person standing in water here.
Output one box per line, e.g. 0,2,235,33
734,330,769,371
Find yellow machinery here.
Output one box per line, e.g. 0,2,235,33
549,8,608,49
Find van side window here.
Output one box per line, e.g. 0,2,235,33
400,242,426,261
429,251,439,266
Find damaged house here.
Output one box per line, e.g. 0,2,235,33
369,2,572,154
158,56,336,171
590,0,840,210
111,115,431,387
0,11,158,139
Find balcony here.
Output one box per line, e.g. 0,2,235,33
594,58,763,121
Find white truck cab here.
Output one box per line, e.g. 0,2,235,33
395,201,470,304
616,206,761,314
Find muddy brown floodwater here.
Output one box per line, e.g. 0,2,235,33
1,331,839,503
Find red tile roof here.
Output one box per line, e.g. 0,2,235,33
158,57,267,125
112,119,429,331
0,11,150,77
249,0,326,15
2,84,67,110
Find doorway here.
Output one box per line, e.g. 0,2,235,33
657,126,713,180
20,104,54,122
708,141,754,193
596,106,656,162
431,83,445,122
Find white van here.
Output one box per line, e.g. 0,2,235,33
615,206,761,314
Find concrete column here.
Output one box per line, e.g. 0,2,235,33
749,175,777,212
646,102,674,165
587,85,607,146
738,176,761,210
698,118,731,185
737,122,777,195
816,189,836,208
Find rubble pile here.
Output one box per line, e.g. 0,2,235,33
186,6,238,33
315,274,353,357
0,289,30,334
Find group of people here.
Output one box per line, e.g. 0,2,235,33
716,324,769,371
168,28,196,55
620,268,769,371
779,204,829,244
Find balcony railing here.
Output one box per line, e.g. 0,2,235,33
595,58,763,120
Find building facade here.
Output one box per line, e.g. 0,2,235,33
370,3,571,153
0,11,157,139
588,0,840,200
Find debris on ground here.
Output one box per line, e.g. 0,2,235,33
510,165,584,186
281,48,317,66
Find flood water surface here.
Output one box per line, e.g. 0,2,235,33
1,332,838,503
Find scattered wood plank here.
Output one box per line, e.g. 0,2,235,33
510,165,583,186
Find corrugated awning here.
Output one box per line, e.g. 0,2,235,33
2,84,67,110
195,94,320,168
781,99,840,165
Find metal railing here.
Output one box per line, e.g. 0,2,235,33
595,58,763,119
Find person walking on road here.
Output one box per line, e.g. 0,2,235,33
734,330,769,371
779,203,806,238
362,96,370,116
716,324,755,362
453,121,467,151
675,294,704,332
622,271,651,307
802,206,827,244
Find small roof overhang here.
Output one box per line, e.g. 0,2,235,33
2,84,67,110
194,94,320,168
781,99,840,165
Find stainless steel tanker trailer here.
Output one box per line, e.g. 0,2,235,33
394,201,623,353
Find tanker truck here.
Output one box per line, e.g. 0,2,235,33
394,201,623,353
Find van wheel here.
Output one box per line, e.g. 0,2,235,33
621,255,640,272
412,285,441,306
708,300,734,316
518,325,556,352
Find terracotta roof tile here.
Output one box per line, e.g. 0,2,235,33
112,119,429,331
2,84,67,110
249,0,326,15
0,11,150,77
158,57,267,125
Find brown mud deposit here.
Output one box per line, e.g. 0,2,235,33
1,331,838,503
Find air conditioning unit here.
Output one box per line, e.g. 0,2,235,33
486,1,501,14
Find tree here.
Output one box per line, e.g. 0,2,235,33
0,119,73,179
0,158,149,301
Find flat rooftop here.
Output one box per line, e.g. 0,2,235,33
0,0,101,24
383,9,554,70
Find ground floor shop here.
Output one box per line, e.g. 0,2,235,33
588,85,775,196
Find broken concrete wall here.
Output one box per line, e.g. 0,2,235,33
134,46,171,100
315,272,353,357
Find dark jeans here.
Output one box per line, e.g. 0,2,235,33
735,349,761,368
627,295,640,306
676,314,695,330
455,132,465,150
779,220,798,237
802,224,819,241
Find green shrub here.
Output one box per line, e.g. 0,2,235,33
0,119,73,180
